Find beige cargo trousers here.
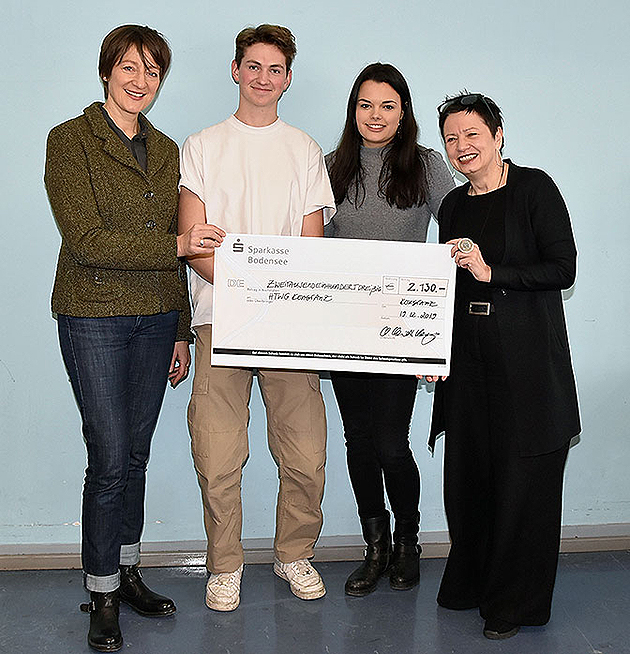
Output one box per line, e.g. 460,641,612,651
188,325,327,573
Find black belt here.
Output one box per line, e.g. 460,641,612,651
468,301,494,315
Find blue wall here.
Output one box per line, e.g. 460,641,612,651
1,0,629,548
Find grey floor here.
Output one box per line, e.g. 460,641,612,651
1,551,629,653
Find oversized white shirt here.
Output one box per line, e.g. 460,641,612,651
180,115,335,327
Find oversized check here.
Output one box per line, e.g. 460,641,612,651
212,234,456,375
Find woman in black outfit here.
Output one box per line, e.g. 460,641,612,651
427,93,580,640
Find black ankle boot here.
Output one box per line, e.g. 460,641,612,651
81,591,122,652
119,564,176,616
389,514,421,590
345,513,392,597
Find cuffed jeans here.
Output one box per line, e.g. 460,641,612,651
188,325,327,573
58,312,178,592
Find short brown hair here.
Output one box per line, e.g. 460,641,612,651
99,25,171,98
234,24,296,71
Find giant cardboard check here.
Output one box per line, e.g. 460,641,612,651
212,234,456,375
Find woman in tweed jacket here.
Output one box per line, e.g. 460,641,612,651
45,25,223,652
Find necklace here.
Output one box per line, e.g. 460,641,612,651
461,161,508,249
468,160,506,196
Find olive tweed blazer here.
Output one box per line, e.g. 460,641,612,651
45,102,191,340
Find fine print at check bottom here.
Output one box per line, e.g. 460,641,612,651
211,234,457,376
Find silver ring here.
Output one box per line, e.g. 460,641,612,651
457,238,474,254
199,238,205,248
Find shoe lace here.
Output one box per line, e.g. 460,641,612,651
287,559,314,577
212,570,240,589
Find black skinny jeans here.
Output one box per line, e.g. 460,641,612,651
330,371,420,522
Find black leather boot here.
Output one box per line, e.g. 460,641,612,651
80,591,123,652
389,514,421,590
345,513,392,597
118,564,176,616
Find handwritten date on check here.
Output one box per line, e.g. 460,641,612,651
211,234,456,376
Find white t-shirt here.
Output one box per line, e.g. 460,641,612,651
180,115,336,327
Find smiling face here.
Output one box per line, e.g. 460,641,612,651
355,80,403,149
102,45,160,122
231,42,292,115
442,110,503,179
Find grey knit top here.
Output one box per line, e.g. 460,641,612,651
324,145,454,242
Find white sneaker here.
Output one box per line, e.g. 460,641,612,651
273,558,326,600
205,564,243,611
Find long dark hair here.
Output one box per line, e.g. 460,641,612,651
328,63,427,210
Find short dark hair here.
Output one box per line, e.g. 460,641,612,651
234,24,296,70
438,92,503,150
99,25,171,98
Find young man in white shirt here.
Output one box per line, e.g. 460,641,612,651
178,24,335,612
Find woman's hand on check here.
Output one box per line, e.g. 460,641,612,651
416,375,448,382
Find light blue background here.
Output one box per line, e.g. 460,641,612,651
1,0,628,549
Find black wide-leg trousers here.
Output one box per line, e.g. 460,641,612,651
438,311,569,626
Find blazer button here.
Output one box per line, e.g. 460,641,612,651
94,274,103,284
145,219,157,229
144,191,154,199
500,289,507,296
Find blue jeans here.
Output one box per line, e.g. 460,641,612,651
57,312,178,592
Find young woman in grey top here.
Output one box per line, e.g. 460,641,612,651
325,63,453,596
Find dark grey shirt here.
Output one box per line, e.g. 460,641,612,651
101,106,148,172
324,145,454,242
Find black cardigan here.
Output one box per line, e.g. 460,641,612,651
429,161,581,456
